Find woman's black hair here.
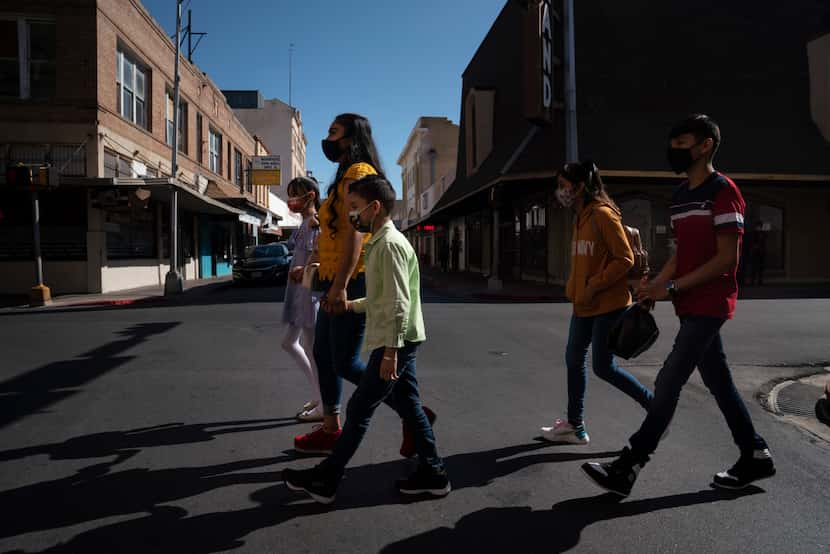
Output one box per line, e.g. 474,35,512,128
559,160,618,209
286,176,321,211
326,113,385,237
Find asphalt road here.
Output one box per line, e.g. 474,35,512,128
0,284,828,553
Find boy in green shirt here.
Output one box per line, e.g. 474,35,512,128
283,174,450,504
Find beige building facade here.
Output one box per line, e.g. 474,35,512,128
397,117,459,268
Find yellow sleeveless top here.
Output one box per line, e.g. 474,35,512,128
317,162,376,280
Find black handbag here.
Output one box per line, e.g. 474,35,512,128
607,303,660,360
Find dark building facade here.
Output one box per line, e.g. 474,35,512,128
426,0,830,286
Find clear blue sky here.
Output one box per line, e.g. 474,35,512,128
142,0,506,194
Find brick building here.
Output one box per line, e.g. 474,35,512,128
0,0,276,295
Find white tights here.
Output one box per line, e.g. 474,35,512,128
281,324,320,403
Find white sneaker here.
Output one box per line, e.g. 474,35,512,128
296,400,319,418
296,405,324,422
540,419,590,445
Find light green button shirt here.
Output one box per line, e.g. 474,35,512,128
351,220,426,352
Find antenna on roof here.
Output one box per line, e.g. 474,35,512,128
184,8,207,63
289,43,295,108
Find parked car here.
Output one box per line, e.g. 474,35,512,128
232,242,292,285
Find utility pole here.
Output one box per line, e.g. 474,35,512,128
164,0,184,296
29,186,51,306
563,0,578,161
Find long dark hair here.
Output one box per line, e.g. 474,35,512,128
559,160,618,210
326,113,384,237
287,176,321,211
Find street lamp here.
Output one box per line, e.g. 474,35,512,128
164,0,184,295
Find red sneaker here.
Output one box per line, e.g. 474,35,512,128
400,406,437,458
294,425,341,455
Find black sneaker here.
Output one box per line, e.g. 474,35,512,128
712,449,776,490
581,447,645,498
283,466,339,504
397,465,451,497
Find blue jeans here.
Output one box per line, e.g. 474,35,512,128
566,308,654,425
313,275,401,417
629,315,768,462
320,342,443,477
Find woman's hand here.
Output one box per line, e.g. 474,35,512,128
380,348,399,382
289,266,305,284
326,285,348,315
578,283,597,306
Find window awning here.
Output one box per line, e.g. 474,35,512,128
59,176,246,217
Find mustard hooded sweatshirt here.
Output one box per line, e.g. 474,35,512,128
565,201,635,317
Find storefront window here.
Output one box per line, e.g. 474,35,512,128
0,189,86,260
106,199,156,259
466,212,484,269
522,202,547,276
745,203,784,271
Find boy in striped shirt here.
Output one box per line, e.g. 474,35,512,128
582,114,775,497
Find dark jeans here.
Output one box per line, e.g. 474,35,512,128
566,308,654,425
320,342,443,477
313,275,402,417
629,315,768,462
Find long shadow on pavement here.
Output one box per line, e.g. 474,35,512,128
6,442,622,552
0,418,302,468
0,322,180,429
379,486,765,553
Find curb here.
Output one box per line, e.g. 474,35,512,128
758,369,830,444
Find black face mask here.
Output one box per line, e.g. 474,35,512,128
322,139,344,163
666,144,701,175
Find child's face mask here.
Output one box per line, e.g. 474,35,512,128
349,202,377,233
287,192,311,213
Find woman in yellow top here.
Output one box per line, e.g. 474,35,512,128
540,161,654,445
294,113,433,456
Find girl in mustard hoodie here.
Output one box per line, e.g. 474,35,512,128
540,161,654,445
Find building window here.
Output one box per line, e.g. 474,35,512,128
234,149,243,190
246,159,253,193
0,18,56,100
116,48,147,129
164,91,187,153
196,113,203,164
227,142,232,179
209,128,221,174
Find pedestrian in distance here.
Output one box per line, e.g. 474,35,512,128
540,161,654,445
284,174,449,504
283,176,323,422
582,114,775,497
292,113,436,457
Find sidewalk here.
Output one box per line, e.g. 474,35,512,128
420,268,567,303
0,276,233,312
420,267,830,303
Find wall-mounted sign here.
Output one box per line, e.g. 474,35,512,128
252,155,281,186
523,0,555,124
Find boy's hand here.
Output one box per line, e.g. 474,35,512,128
380,348,398,382
637,277,668,303
289,266,304,283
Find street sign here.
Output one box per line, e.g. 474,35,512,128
252,155,281,186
